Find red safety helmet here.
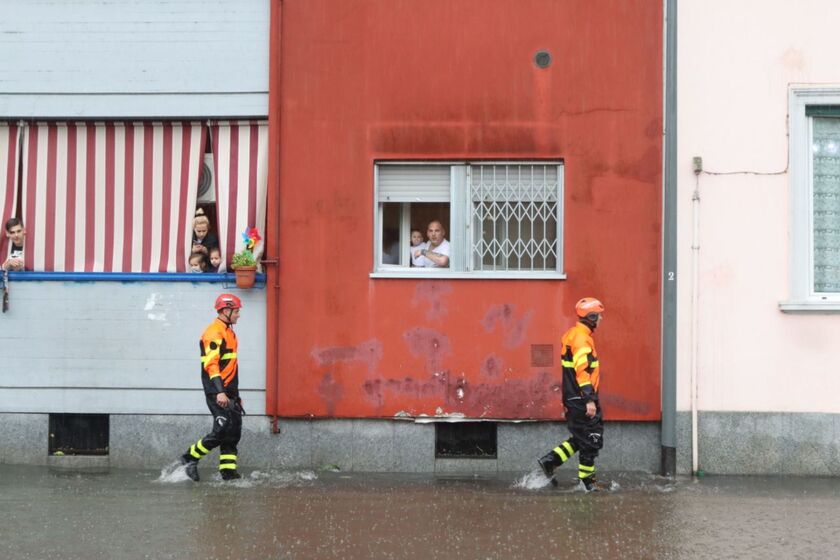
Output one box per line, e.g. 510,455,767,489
575,297,604,318
214,293,243,311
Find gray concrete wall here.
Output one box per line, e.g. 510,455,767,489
1,412,660,474
675,411,840,476
7,410,840,475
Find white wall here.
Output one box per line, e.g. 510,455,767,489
0,0,269,117
678,0,840,413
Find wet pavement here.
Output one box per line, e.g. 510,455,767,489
1,464,839,560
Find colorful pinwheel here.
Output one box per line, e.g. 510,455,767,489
241,227,262,252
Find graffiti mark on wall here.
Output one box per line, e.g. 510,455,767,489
481,304,533,348
403,327,452,373
318,372,344,416
411,281,453,321
362,370,563,418
480,354,503,378
311,339,383,374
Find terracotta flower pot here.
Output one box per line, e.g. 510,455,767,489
234,265,257,289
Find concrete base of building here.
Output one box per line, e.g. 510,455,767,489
47,454,110,473
675,411,840,476
1,413,659,474
5,412,838,475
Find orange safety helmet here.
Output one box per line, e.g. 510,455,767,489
575,297,604,318
214,293,243,311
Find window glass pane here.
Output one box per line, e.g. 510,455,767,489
411,204,450,241
470,164,559,271
381,203,402,265
380,202,451,267
812,117,840,292
410,203,450,268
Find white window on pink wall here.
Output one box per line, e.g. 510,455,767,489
20,121,206,273
783,89,840,311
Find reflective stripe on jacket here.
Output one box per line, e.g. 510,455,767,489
200,317,239,395
560,322,600,404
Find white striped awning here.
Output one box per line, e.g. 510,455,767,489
0,122,21,261
21,122,205,272
210,121,268,272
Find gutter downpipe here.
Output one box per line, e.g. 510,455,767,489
266,0,283,433
690,170,700,474
660,0,678,476
691,169,700,475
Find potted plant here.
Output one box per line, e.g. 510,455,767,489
230,227,261,289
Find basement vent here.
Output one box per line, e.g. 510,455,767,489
435,422,497,459
49,413,109,456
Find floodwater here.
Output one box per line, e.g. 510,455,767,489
1,464,839,560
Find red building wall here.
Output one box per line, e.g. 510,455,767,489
268,0,663,421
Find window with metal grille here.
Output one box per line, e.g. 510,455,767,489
373,162,564,278
470,164,559,272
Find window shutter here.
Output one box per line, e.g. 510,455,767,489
378,165,450,202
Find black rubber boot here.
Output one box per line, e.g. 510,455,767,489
581,476,607,492
538,451,562,479
180,454,200,482
220,469,242,481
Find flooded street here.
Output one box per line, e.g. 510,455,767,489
1,464,838,560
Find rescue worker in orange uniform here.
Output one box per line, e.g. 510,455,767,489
538,297,606,491
180,293,245,481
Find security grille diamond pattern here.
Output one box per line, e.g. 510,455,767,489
470,164,559,271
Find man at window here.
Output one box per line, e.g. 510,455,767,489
2,218,25,271
413,220,450,268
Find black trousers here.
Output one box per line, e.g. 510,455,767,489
199,395,242,459
565,403,604,464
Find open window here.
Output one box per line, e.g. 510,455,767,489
373,161,565,278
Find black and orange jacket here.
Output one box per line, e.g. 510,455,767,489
200,318,239,396
560,322,600,406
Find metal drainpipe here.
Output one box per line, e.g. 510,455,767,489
266,0,284,434
660,0,678,476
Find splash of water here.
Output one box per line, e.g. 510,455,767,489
154,460,191,483
154,463,319,486
512,468,554,490
246,470,318,486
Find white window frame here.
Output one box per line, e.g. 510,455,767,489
371,161,566,279
781,87,840,312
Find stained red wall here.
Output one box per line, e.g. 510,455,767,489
268,0,663,420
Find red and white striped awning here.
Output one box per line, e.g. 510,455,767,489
210,121,269,272
0,122,21,260
22,122,206,272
